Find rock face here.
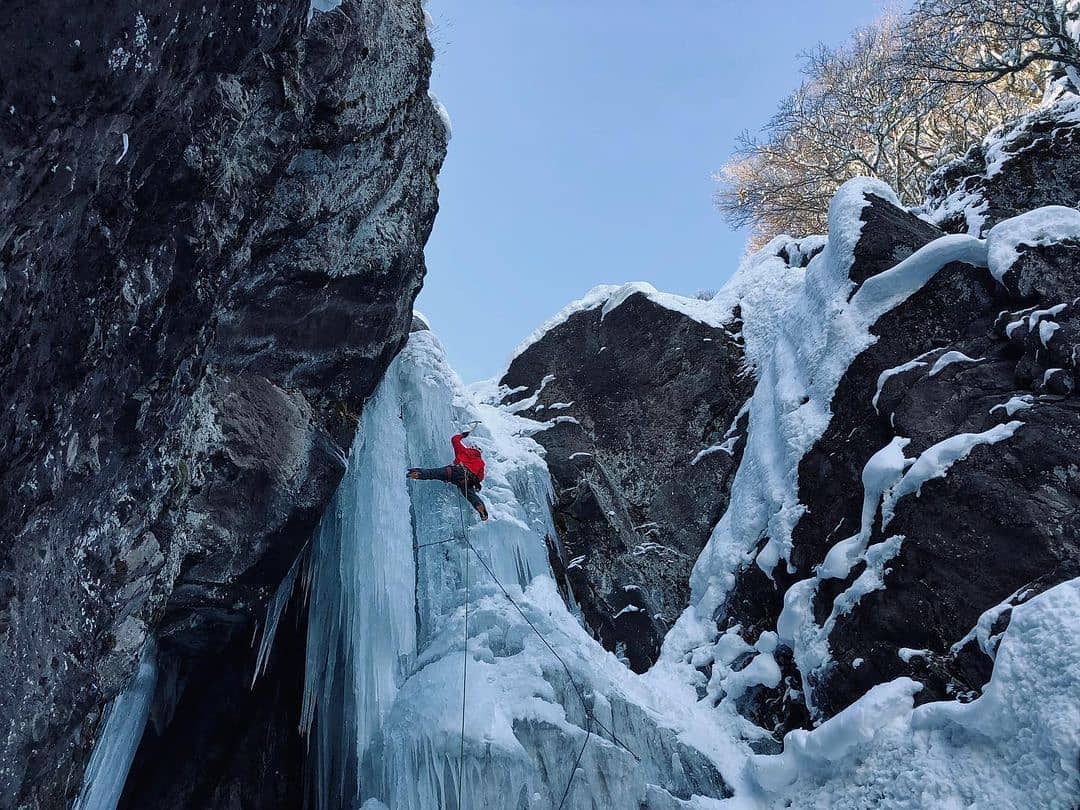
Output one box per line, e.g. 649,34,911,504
500,289,753,671
0,1,445,806
705,102,1080,744
513,97,1080,750
924,95,1080,234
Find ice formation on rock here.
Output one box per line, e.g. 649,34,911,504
74,641,158,810
259,330,733,809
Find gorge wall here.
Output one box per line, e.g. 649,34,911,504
0,1,445,806
1,2,1078,805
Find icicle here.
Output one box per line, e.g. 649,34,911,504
252,546,306,685
74,638,158,810
301,352,418,809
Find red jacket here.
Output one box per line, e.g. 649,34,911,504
452,433,485,480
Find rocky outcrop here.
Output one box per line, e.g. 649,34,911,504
500,288,752,671
0,0,445,805
512,97,1080,754
924,95,1080,235
701,101,1080,742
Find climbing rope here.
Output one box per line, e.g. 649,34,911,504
453,530,638,762
458,475,471,810
414,537,460,550
424,473,639,810
454,527,593,810
407,460,641,807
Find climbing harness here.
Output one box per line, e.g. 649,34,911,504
415,476,640,810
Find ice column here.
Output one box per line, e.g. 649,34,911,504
301,355,417,809
73,639,158,810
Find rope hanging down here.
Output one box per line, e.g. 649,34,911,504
435,478,639,810
457,479,470,810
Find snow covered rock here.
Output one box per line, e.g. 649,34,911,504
0,1,446,806
924,95,1080,236
682,171,1080,750
497,285,753,671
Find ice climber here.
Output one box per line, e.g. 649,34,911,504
406,426,489,521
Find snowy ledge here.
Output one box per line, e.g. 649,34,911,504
508,282,730,366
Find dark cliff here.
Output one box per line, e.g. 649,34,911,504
500,288,753,671
0,0,445,806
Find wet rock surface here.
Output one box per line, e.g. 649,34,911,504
500,293,752,671
0,0,445,805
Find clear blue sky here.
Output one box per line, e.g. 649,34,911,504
418,1,893,382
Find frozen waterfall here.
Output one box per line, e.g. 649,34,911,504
261,329,733,810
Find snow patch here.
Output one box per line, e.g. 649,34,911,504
927,350,982,377
755,579,1080,807
1039,320,1061,346
881,422,1023,528
871,351,939,412
427,89,452,140
987,206,1080,282
690,439,738,465
990,395,1034,417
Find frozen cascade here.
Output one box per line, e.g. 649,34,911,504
260,329,735,810
74,639,158,810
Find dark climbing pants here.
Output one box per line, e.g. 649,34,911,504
413,465,486,514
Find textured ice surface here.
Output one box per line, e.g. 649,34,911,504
264,331,733,809
74,640,158,810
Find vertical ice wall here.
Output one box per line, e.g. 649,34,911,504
74,639,158,810
300,360,418,808
286,329,734,810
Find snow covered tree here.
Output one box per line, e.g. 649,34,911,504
904,0,1080,95
717,8,1049,244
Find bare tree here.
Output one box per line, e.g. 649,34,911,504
716,9,1048,244
904,0,1080,93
